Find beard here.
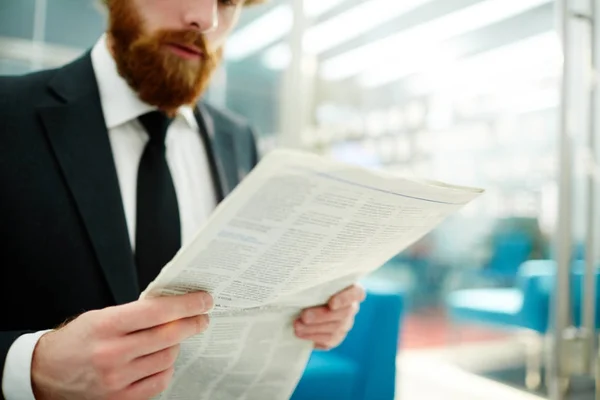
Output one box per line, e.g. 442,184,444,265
106,0,221,115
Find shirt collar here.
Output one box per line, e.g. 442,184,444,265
90,33,197,130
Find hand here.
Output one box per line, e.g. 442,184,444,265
294,285,366,350
31,292,213,400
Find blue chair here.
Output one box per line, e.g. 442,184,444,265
447,260,554,332
483,233,534,280
292,279,405,400
446,259,600,389
447,232,534,292
447,260,600,332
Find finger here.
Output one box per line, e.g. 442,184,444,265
103,292,213,334
294,320,352,336
121,366,175,400
98,346,180,392
315,342,343,350
121,315,209,359
298,333,345,350
127,345,180,385
300,303,358,325
328,285,366,310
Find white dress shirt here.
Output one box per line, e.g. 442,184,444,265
2,34,217,399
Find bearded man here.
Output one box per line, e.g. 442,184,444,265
0,1,365,399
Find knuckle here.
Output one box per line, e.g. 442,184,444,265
182,294,198,315
311,307,326,319
90,344,116,369
146,301,168,323
301,309,312,322
160,324,181,344
183,292,213,314
101,370,125,392
82,309,100,323
87,310,114,333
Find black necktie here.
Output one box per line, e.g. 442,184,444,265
135,111,181,290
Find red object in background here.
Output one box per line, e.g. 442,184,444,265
400,308,509,349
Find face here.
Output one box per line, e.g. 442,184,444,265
132,0,243,51
107,0,244,115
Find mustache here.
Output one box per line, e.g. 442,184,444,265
153,29,210,58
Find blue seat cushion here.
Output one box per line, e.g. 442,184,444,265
448,288,523,327
291,351,359,400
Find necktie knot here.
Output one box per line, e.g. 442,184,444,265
138,111,173,145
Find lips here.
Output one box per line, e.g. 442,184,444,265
167,43,204,58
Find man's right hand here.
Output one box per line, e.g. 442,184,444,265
30,291,213,400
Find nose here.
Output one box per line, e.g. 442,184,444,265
182,0,219,33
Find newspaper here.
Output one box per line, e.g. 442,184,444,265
140,148,483,400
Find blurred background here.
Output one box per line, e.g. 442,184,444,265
2,0,599,399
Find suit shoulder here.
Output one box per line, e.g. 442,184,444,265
201,102,260,168
202,102,254,135
0,68,58,107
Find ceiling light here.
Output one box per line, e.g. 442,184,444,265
320,0,552,80
303,0,434,54
224,5,293,61
226,0,352,62
406,31,561,97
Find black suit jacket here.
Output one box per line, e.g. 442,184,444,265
0,52,259,394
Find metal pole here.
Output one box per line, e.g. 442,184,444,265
278,0,309,149
549,0,574,398
583,0,598,377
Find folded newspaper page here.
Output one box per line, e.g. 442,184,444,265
140,149,483,400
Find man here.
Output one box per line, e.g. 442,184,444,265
0,0,366,399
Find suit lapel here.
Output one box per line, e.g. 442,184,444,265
195,103,237,200
37,53,139,305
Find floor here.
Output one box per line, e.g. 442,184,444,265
396,339,546,400
396,310,598,400
394,305,541,399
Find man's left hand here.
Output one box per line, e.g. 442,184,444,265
294,285,366,350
